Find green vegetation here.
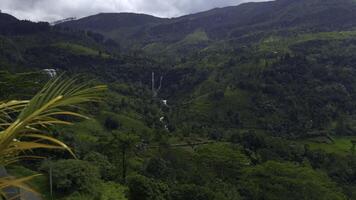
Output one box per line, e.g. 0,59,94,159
240,161,347,200
259,31,356,54
0,76,106,199
7,166,50,198
3,0,356,199
53,42,110,58
302,136,356,155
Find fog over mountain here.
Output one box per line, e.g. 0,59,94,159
0,0,269,22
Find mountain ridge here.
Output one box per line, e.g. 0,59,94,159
57,0,356,49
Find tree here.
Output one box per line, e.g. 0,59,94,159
196,143,250,180
240,161,347,200
99,182,127,200
44,159,100,195
127,175,169,200
111,131,139,184
84,152,116,181
144,157,168,179
170,184,214,200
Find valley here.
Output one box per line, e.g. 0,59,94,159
1,0,356,199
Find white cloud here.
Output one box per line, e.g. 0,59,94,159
0,0,268,22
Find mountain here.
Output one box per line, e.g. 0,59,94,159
61,13,166,31
7,0,354,137
3,0,356,137
0,12,18,25
4,1,356,199
58,0,356,48
0,12,50,35
59,13,167,47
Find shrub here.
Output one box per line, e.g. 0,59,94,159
43,159,101,196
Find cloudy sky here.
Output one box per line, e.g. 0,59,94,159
0,0,267,22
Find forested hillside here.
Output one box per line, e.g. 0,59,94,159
59,0,356,48
2,0,356,199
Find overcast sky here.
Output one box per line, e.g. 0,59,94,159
0,0,268,22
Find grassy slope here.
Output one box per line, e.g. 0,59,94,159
301,136,356,155
53,42,111,58
259,31,356,54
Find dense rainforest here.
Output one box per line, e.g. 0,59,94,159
2,0,356,199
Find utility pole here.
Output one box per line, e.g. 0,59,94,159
122,146,127,184
46,158,54,200
50,164,53,200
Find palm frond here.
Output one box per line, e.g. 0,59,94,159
0,175,41,199
0,76,106,198
0,76,106,163
0,101,28,131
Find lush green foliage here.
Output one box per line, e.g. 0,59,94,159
240,161,346,200
3,0,356,199
44,159,100,195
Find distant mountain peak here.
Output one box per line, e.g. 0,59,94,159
58,12,166,32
